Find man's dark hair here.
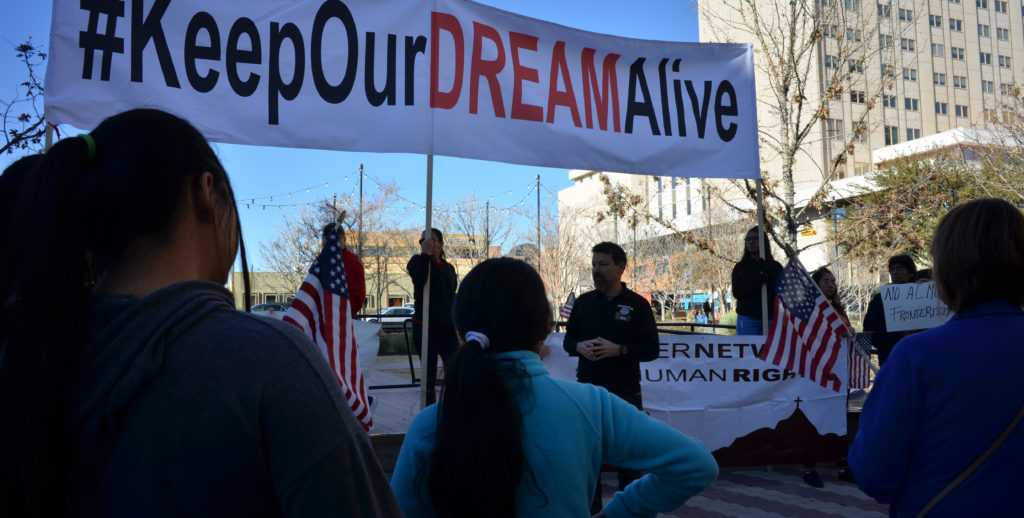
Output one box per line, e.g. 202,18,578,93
888,254,917,275
931,198,1024,313
321,222,345,242
592,241,627,266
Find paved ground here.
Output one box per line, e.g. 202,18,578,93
366,354,888,517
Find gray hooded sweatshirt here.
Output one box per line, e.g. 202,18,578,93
64,281,401,517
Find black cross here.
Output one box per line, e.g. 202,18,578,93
794,397,803,410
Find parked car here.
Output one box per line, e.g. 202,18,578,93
367,306,414,329
252,302,289,320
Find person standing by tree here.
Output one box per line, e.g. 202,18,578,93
407,228,458,405
732,227,783,335
563,241,660,514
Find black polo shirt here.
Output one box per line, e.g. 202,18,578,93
562,284,659,397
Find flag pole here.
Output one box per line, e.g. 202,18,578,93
756,179,769,333
419,154,434,409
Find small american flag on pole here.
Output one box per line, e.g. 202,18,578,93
849,333,874,389
559,292,576,320
759,259,846,392
283,227,372,431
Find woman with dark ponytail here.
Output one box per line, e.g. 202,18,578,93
0,109,400,517
391,258,718,517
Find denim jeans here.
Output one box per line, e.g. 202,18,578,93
735,314,764,335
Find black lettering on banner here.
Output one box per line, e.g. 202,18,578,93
365,33,397,106
715,80,738,142
311,0,358,104
686,80,711,139
658,58,672,136
733,369,751,382
184,12,220,93
404,35,427,105
78,0,125,81
226,18,261,97
671,59,686,136
131,0,179,87
625,57,659,135
269,22,305,125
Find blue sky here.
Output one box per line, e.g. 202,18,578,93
1,1,699,269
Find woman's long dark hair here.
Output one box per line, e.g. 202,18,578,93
812,267,846,316
428,258,551,518
0,109,251,516
740,226,774,262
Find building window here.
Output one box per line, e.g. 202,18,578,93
883,94,898,107
929,14,943,27
685,178,692,216
885,125,900,145
845,0,860,10
935,101,949,114
979,24,991,37
982,79,995,92
879,34,893,47
951,47,965,60
848,59,864,73
854,162,872,176
903,68,918,81
851,121,868,142
904,97,920,111
985,108,998,121
877,3,892,17
824,55,840,69
898,7,914,19
671,178,677,218
1000,82,1015,94
906,128,921,140
977,0,989,6
999,55,1012,68
953,75,968,88
955,104,969,117
934,72,947,85
981,52,992,64
847,28,862,41
932,43,945,57
822,24,838,38
900,38,916,51
825,118,845,140
997,27,1010,40
656,177,663,219
950,0,960,4
849,90,866,103
994,0,1007,12
949,18,963,31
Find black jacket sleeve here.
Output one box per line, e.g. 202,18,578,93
623,298,660,362
863,293,886,333
406,254,429,286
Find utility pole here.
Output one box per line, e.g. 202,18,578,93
358,163,364,257
484,198,490,260
536,174,542,271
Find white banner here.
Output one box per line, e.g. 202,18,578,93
46,0,759,178
879,281,952,332
544,333,848,466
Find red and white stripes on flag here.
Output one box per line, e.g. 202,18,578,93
759,260,846,392
283,227,372,431
559,292,576,320
849,333,873,389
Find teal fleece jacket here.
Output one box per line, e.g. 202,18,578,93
390,350,718,518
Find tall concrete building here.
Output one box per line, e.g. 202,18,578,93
699,0,1024,187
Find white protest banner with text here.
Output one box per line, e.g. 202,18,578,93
544,333,848,464
879,282,952,332
47,0,758,178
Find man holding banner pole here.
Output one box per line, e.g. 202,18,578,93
563,242,659,514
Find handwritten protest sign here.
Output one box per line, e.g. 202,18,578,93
880,281,952,332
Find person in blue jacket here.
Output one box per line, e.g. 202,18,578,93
391,257,718,518
849,198,1024,517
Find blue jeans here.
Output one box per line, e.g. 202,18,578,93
736,314,764,335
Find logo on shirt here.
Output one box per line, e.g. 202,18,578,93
614,304,634,322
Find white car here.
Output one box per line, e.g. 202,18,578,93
368,306,414,327
252,302,289,320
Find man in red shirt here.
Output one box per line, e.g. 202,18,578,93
322,223,366,317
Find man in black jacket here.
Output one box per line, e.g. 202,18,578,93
563,242,660,513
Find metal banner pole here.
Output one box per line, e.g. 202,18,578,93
419,155,434,409
756,179,769,333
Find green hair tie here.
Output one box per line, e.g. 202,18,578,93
77,133,96,161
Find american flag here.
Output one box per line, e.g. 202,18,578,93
283,227,372,431
559,292,576,320
759,259,846,392
849,332,873,389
